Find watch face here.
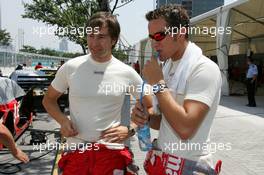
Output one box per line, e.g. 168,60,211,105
153,83,166,94
153,84,160,93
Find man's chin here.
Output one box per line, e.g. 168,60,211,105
159,57,168,62
91,52,103,58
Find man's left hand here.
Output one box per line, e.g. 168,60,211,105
101,125,129,143
142,56,164,85
11,147,29,163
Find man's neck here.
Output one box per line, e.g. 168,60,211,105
91,54,112,63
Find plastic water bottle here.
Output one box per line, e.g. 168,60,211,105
137,123,152,151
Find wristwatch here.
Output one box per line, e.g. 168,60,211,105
152,83,168,95
127,126,136,137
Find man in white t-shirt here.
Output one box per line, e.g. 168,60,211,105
43,12,151,175
132,5,222,175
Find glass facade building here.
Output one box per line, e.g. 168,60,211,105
156,0,224,18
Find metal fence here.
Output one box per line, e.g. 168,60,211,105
0,49,69,67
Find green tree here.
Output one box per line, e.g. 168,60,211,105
20,45,38,53
23,0,100,54
22,0,134,59
112,48,128,62
0,29,12,46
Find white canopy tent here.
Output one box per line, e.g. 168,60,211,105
190,0,264,95
131,0,264,95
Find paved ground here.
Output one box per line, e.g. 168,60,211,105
210,96,264,175
0,96,263,174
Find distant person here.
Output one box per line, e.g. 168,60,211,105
34,62,43,70
57,60,65,70
257,61,263,85
246,57,258,107
0,69,3,77
133,61,140,74
50,62,55,68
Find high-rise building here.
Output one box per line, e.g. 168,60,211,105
59,38,68,52
156,0,224,18
192,0,224,17
0,1,2,30
17,28,24,51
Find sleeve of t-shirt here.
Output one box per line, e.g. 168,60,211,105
184,62,221,108
51,63,69,93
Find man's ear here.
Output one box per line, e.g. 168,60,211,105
179,27,187,39
173,33,180,41
112,39,117,47
173,27,187,42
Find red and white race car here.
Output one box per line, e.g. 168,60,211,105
0,77,33,150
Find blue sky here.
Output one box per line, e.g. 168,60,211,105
1,0,236,53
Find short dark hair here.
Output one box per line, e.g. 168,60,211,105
88,12,120,49
145,4,190,39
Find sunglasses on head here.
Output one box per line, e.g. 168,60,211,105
149,31,168,41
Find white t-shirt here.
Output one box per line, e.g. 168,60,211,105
51,54,143,149
157,55,222,166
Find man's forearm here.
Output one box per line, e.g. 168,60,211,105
155,89,196,140
156,90,187,126
42,97,67,125
0,124,17,153
155,88,209,140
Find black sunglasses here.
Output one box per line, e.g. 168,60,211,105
149,31,168,41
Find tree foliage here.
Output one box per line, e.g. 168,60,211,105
0,29,12,46
22,0,100,54
22,0,134,61
20,45,37,53
112,48,128,62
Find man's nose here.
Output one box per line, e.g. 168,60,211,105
151,40,161,51
90,37,100,46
